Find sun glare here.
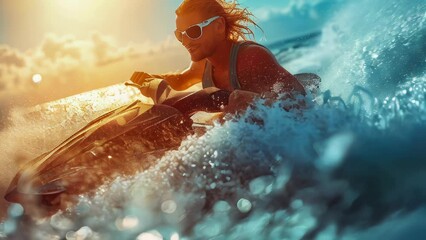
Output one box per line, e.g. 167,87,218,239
51,0,128,15
41,0,127,36
56,0,94,10
32,74,43,84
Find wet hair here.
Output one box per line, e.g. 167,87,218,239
175,0,261,41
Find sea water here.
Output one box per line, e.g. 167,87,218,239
1,0,425,239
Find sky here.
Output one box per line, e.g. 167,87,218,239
0,0,296,51
0,0,333,110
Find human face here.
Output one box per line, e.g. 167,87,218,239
174,16,220,42
175,13,220,61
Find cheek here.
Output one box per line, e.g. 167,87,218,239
202,35,218,54
193,39,210,54
203,43,216,57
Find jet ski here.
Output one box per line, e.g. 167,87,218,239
4,73,320,215
4,87,231,214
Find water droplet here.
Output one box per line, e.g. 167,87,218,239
50,213,74,231
137,230,163,240
65,231,76,240
178,165,186,174
3,220,17,235
76,226,92,239
208,160,215,168
275,154,283,162
161,200,177,214
213,201,231,212
7,204,24,218
171,233,180,240
237,198,252,213
317,133,354,170
265,183,273,194
291,199,304,209
249,177,268,195
75,202,91,215
212,150,218,158
116,216,139,230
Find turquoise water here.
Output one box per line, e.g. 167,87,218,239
1,0,425,239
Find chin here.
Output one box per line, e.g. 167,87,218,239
190,54,204,62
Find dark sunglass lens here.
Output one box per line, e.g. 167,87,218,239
174,31,183,42
186,26,202,39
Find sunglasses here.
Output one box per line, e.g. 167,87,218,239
175,16,220,42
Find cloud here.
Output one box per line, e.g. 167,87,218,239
0,45,30,93
91,33,134,66
0,45,26,67
41,35,83,62
0,32,189,109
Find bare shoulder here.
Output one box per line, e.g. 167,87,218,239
238,43,278,66
236,42,303,94
236,43,281,78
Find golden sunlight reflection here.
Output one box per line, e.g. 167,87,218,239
24,84,149,132
32,74,43,84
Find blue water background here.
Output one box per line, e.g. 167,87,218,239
1,0,426,239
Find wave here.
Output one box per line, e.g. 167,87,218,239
1,0,425,239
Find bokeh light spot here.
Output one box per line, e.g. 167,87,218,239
32,74,43,84
237,198,252,213
136,230,163,240
161,200,177,214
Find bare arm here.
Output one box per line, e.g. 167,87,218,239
224,89,259,114
130,59,206,91
159,59,206,91
222,45,306,115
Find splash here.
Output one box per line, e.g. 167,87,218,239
1,0,426,239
